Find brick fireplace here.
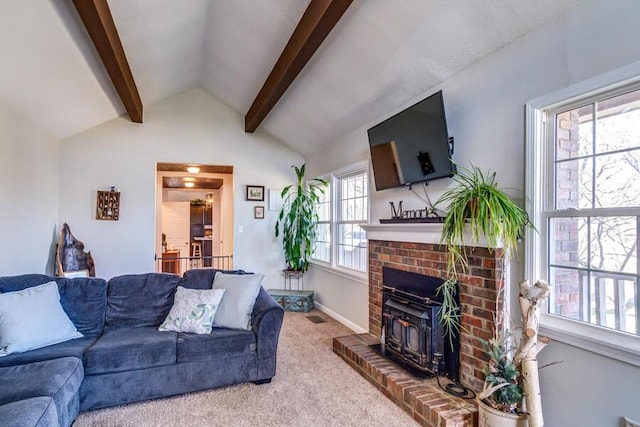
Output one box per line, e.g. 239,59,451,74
333,223,505,426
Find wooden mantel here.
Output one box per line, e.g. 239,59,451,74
361,223,501,248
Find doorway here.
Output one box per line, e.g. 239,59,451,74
155,163,234,274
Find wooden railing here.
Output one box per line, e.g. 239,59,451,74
155,255,233,276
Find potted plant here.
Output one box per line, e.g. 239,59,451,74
435,163,534,340
275,164,328,273
477,333,528,426
476,280,551,427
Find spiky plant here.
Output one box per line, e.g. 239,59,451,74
275,164,328,272
435,163,534,347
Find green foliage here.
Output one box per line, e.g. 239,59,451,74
481,335,524,413
434,163,535,349
437,163,533,265
275,164,328,272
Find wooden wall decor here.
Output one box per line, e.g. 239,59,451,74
56,223,96,277
96,190,120,220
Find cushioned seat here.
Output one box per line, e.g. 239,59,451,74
0,357,83,427
0,337,97,369
83,327,177,375
176,328,256,363
0,397,59,427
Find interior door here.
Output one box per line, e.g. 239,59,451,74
162,202,191,258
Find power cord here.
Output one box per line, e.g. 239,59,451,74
432,353,476,400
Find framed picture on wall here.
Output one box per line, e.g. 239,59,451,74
246,185,264,201
254,206,265,219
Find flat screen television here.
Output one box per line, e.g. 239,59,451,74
367,90,455,191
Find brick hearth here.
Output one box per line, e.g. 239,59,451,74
332,231,505,426
334,334,477,426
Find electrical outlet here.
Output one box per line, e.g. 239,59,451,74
623,417,640,427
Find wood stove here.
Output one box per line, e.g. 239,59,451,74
380,267,460,381
383,286,443,374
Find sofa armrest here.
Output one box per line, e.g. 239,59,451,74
251,287,284,381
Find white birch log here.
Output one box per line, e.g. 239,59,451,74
522,359,544,427
514,280,551,427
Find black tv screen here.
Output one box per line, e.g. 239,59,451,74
367,90,454,191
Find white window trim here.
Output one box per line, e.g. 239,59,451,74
310,161,370,280
525,60,640,367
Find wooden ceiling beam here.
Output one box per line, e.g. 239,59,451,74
244,0,352,133
72,0,143,123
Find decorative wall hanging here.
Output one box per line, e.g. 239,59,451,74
254,206,265,219
96,189,120,220
246,185,264,201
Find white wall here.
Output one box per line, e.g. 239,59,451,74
0,102,59,275
306,1,640,425
58,88,303,287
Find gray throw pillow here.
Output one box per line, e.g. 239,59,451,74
0,281,83,356
212,272,264,330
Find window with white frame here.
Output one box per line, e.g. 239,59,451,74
311,164,369,274
527,69,640,365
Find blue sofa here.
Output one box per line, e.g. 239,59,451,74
0,269,284,427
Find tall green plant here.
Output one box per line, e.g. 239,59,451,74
275,164,328,272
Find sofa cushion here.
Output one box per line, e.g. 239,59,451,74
0,282,83,357
83,327,177,375
176,328,257,363
105,274,180,330
0,397,59,427
0,357,84,427
0,275,107,336
159,287,226,334
0,336,97,369
179,268,250,290
212,272,264,330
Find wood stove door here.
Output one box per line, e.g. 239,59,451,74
384,313,404,354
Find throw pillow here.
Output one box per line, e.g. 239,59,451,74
212,272,264,330
0,281,83,357
158,286,226,334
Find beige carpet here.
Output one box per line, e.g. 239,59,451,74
73,310,418,426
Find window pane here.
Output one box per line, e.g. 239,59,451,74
549,266,585,320
316,186,330,221
555,158,592,209
337,224,367,272
588,275,637,335
589,216,637,274
594,149,640,208
312,223,331,262
556,105,593,160
549,217,588,268
595,88,640,154
338,172,368,221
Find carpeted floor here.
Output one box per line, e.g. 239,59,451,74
73,310,418,426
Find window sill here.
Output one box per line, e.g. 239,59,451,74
540,313,640,367
309,262,368,285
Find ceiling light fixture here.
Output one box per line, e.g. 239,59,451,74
186,166,200,174
184,182,195,188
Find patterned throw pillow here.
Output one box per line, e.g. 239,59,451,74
158,286,225,334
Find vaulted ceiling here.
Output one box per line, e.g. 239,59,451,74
1,0,584,156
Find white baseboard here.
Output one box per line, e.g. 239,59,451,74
314,302,368,334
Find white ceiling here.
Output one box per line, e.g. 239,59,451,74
0,0,584,156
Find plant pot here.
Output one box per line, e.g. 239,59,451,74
477,397,527,427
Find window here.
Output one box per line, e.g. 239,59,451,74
311,163,369,274
526,67,640,365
